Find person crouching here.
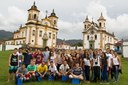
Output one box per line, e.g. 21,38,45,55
69,62,83,80
35,61,48,81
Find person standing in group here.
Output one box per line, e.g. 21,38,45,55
8,48,19,82
92,51,101,82
83,52,91,83
101,52,109,84
56,50,63,71
17,48,24,67
23,48,33,68
43,46,50,63
33,49,44,66
106,48,113,80
112,52,121,82
49,51,57,64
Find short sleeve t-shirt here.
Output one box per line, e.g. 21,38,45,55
35,54,44,64
83,58,91,66
72,67,83,75
17,67,28,74
43,51,50,62
27,65,37,71
59,64,70,72
49,65,58,73
37,64,48,73
106,53,113,67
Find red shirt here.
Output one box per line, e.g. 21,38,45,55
35,53,44,64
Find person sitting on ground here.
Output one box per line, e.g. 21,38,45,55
69,62,83,80
15,63,28,83
8,48,19,82
48,61,60,79
26,59,37,80
36,61,48,80
59,60,70,76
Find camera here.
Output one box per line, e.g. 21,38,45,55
95,62,98,64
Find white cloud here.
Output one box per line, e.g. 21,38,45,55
58,20,83,39
0,0,128,40
0,6,27,31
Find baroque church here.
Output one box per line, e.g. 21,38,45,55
5,2,58,48
83,13,118,50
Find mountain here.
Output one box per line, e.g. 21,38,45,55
57,38,83,46
0,30,13,41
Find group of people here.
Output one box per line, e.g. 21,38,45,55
8,47,122,84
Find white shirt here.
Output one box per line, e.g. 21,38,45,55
112,57,119,65
106,53,113,67
59,64,70,72
83,58,91,66
50,56,56,63
93,57,100,66
49,65,58,73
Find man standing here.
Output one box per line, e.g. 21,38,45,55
8,48,19,82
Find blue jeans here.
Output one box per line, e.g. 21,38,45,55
101,65,108,81
113,65,119,81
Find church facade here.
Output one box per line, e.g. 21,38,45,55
83,13,118,50
5,2,58,48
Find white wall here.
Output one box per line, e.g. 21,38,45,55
123,41,128,58
83,34,89,49
0,45,22,51
6,45,22,51
95,33,100,49
0,45,2,51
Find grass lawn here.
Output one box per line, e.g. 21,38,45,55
0,51,128,85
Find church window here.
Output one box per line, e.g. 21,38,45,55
16,41,18,45
105,35,106,41
49,32,51,38
87,35,89,40
53,34,55,39
34,14,37,20
32,30,35,36
85,25,86,28
95,35,97,40
39,30,42,37
23,40,25,44
20,41,22,44
22,32,24,37
108,37,109,42
28,14,31,19
54,20,56,25
99,23,101,27
110,38,112,42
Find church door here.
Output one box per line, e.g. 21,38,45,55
89,41,95,49
43,40,47,48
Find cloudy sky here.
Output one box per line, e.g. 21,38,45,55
0,0,128,40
